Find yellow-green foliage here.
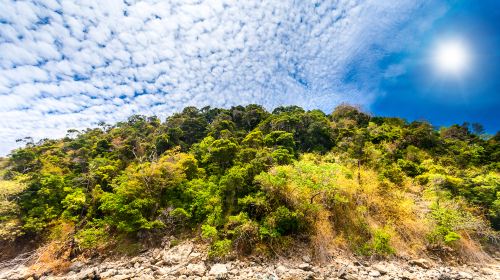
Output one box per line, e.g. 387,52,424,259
2,104,499,260
0,179,25,241
256,154,423,255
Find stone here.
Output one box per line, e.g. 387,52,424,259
186,262,207,276
298,263,311,271
111,274,132,280
100,269,117,278
69,261,85,272
481,267,494,275
437,273,452,280
163,242,194,264
457,271,472,279
368,270,381,277
276,265,288,275
337,265,348,279
409,259,431,269
302,255,312,263
209,263,228,276
372,264,388,275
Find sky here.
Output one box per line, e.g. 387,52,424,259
0,0,498,155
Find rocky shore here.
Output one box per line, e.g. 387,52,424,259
1,241,498,280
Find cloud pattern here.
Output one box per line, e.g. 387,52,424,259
0,0,445,155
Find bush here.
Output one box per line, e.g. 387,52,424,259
372,229,395,255
201,224,218,241
208,239,232,259
428,202,464,245
381,164,405,185
261,206,305,238
75,220,109,249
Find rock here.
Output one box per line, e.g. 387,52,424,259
190,252,201,258
481,267,494,275
186,262,206,276
152,248,161,260
110,274,131,280
100,269,117,278
368,270,381,277
276,265,288,275
371,264,387,275
298,263,311,271
337,265,348,279
69,261,85,272
76,267,99,279
302,255,312,263
438,273,452,280
457,271,472,279
163,242,193,264
409,258,431,269
209,263,228,278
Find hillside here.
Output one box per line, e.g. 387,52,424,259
0,104,499,277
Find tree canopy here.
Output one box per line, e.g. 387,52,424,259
1,104,499,259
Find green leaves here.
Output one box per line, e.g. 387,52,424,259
2,103,499,257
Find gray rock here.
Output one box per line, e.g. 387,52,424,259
110,274,131,280
437,273,452,280
337,265,348,279
302,255,312,263
69,261,85,272
409,258,431,269
371,264,387,275
481,267,494,275
457,271,472,279
276,265,288,275
209,263,228,277
369,270,381,277
298,263,311,271
163,242,194,264
100,269,117,278
186,262,206,276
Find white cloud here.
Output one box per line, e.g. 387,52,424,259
0,0,447,155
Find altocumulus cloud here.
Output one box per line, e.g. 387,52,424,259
0,0,446,155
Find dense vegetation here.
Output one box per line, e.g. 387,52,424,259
1,104,499,261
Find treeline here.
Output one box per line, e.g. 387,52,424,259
1,104,499,259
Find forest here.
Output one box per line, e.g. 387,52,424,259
0,104,499,261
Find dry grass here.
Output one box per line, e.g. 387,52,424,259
30,222,75,275
259,154,440,258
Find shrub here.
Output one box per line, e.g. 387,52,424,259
201,224,218,241
262,206,305,237
372,229,395,255
208,239,232,259
381,164,405,185
75,220,109,249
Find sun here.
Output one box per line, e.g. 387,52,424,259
433,39,471,76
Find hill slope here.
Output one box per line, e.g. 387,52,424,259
0,104,499,272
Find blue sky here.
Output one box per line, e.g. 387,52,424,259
372,0,500,133
0,0,498,155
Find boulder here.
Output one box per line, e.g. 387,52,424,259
69,261,85,272
371,264,388,275
480,267,494,275
100,269,117,278
457,271,472,279
298,263,311,271
209,263,228,279
163,242,193,264
186,262,207,276
409,258,431,269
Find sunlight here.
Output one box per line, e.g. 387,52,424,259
433,38,471,76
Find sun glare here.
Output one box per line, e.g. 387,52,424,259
433,39,471,76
